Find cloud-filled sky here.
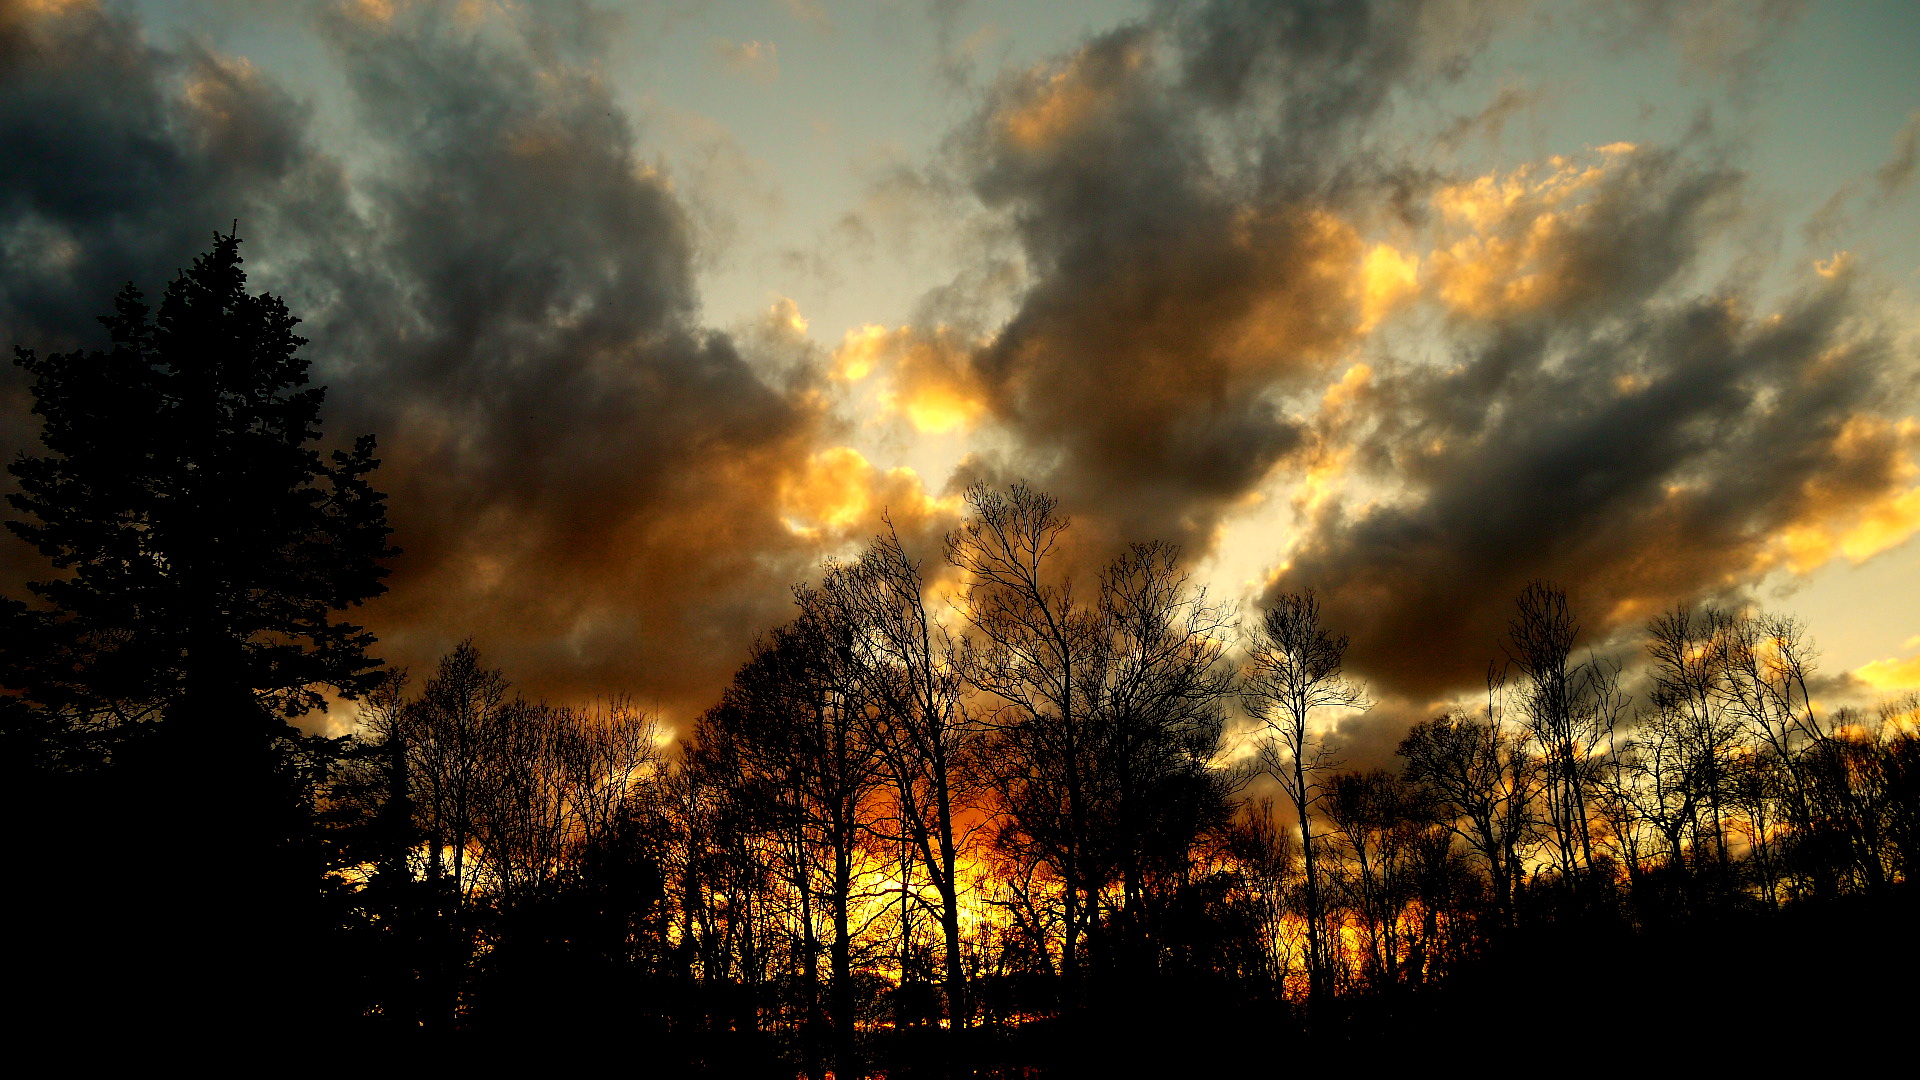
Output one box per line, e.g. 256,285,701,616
3,0,1917,748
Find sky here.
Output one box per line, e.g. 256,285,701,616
2,0,1917,754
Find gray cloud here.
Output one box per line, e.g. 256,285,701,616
1273,146,1907,696
1,0,1911,735
915,1,1911,720
0,1,877,719
0,0,359,608
1875,110,1919,199
1596,0,1809,99
923,1,1501,554
0,3,340,347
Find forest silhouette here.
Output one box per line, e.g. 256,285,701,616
6,237,1916,1072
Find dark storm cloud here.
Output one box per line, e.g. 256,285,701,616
1271,145,1909,697
0,1,875,718
0,2,332,348
911,1,1910,712
0,0,357,605
301,3,845,713
4,0,1912,728
927,0,1496,554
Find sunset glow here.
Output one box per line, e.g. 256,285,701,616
4,0,1918,1067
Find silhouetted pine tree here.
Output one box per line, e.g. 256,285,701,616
3,231,394,1045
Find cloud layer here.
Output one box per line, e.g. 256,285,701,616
905,2,1913,700
0,0,939,718
0,0,1912,730
1274,147,1912,695
903,2,1503,552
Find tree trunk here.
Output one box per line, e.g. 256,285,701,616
934,763,967,1033
833,834,856,1079
1295,752,1324,1012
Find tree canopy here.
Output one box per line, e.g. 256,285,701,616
5,230,394,742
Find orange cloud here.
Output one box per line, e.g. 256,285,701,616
1359,243,1420,330
901,384,985,435
13,0,96,14
1427,150,1628,319
778,447,959,542
830,323,989,434
1759,416,1920,573
767,296,809,338
998,36,1145,150
831,323,889,381
1218,208,1373,364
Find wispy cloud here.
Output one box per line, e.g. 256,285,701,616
711,37,780,85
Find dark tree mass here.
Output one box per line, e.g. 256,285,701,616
3,234,395,1049
5,232,391,731
4,236,1917,1071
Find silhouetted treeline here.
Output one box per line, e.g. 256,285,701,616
7,240,1919,1070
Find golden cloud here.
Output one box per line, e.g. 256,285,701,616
831,323,889,382
767,296,809,338
1855,653,1920,692
777,447,959,542
830,323,989,434
182,53,266,129
1759,416,1920,574
901,384,986,435
1427,151,1626,319
342,0,501,25
11,0,96,15
998,36,1146,150
1359,243,1420,331
344,0,398,25
713,39,780,85
1816,251,1854,279
1218,208,1373,365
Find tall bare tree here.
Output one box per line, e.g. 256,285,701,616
1222,797,1297,991
1504,583,1622,885
945,482,1101,995
1611,699,1713,905
700,595,888,1078
1086,541,1236,960
1719,611,1835,897
825,520,979,1031
410,641,507,904
1645,605,1746,882
1242,589,1367,1011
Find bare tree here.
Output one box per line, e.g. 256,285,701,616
466,697,662,907
1876,695,1920,890
1611,699,1713,906
945,482,1102,996
1644,605,1745,883
353,668,416,892
1719,611,1835,897
1398,698,1535,928
946,484,1234,1002
1324,769,1462,990
1222,797,1297,991
1086,539,1237,970
824,521,979,1031
1504,583,1620,886
700,595,889,1078
1241,589,1367,1011
674,713,783,1037
410,641,507,904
